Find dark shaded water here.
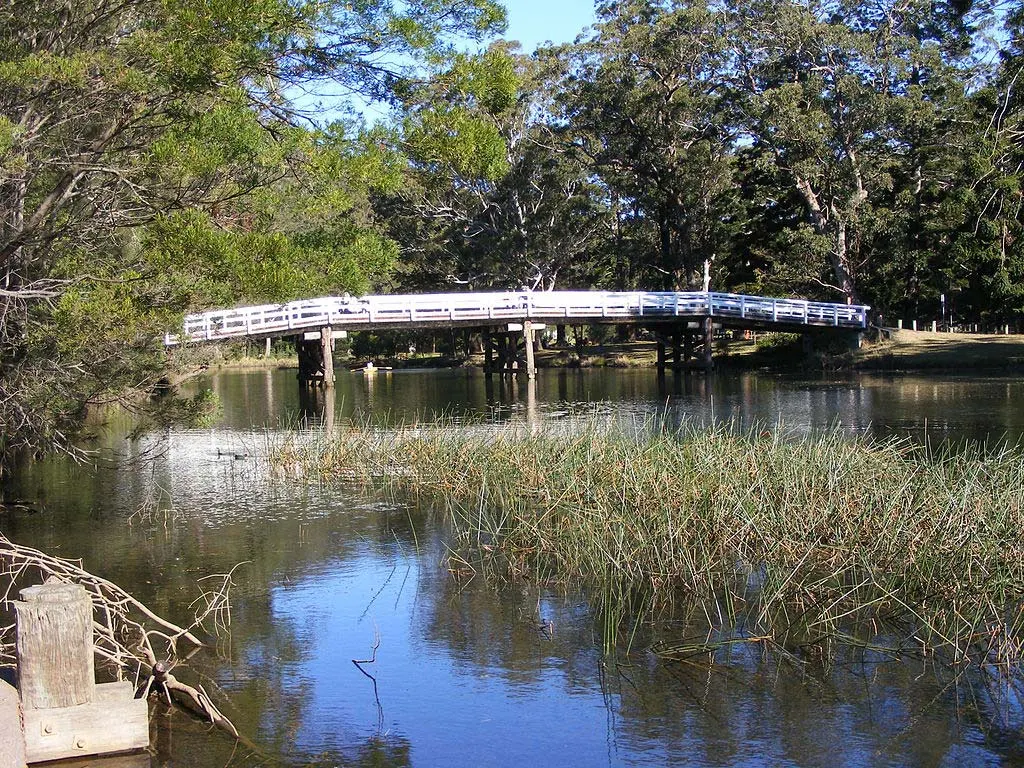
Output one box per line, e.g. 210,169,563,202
5,368,1024,767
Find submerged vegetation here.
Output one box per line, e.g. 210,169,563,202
274,421,1024,668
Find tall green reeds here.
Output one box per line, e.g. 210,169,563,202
272,420,1024,666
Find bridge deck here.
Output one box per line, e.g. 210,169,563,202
165,291,869,345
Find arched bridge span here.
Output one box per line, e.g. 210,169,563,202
167,290,868,344
165,290,869,383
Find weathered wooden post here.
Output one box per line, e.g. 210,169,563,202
523,320,536,380
16,583,95,713
702,316,714,369
320,326,335,388
14,581,148,763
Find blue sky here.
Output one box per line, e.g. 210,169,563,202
502,0,597,50
307,1,597,123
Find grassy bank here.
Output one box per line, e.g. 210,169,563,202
274,422,1024,666
525,330,1024,372
853,328,1024,371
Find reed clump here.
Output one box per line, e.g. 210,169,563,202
272,421,1024,666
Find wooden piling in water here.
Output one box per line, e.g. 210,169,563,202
523,321,536,379
702,316,714,369
13,581,149,763
320,326,335,388
295,335,321,385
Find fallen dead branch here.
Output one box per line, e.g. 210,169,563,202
144,660,240,738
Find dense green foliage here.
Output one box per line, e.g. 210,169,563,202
383,0,1024,320
0,0,504,462
4,0,1024,462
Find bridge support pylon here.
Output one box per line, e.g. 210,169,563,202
702,316,714,369
321,326,335,388
482,323,536,379
295,326,335,388
654,319,714,372
523,320,537,380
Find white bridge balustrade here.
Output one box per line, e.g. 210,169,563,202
164,290,869,346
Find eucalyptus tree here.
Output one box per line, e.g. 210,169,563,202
0,0,505,464
727,0,979,307
563,0,740,291
383,44,518,290
462,45,614,291
386,43,610,292
469,46,614,291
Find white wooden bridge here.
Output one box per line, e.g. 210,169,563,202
165,290,869,346
164,290,868,382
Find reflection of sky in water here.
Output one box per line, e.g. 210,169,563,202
273,560,623,766
9,368,1024,766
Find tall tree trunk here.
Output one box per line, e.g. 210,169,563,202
658,216,673,291
832,218,858,304
795,174,858,304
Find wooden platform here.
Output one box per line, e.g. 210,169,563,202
22,681,148,763
12,581,150,764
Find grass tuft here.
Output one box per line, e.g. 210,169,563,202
272,420,1024,667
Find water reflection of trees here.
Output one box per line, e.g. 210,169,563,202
416,563,603,691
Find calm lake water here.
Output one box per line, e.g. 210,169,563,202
5,367,1024,767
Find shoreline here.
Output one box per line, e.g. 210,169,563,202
201,328,1024,375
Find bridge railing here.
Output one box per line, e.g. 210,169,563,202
167,291,869,345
